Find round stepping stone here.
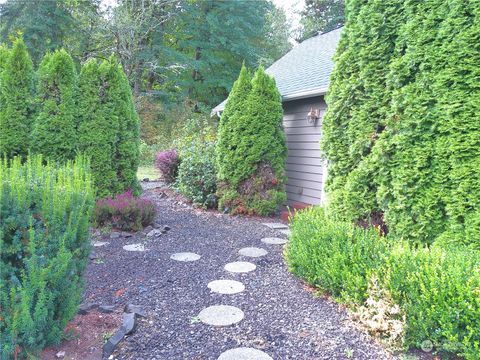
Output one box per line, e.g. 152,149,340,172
279,229,291,236
218,348,273,360
238,247,268,258
198,305,244,326
261,237,287,245
170,252,201,262
92,241,109,247
123,243,145,252
224,261,256,273
208,280,245,295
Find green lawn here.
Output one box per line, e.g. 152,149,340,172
137,166,161,181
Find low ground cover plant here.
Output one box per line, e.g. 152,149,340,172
155,149,180,184
94,190,156,231
286,207,480,359
0,155,94,358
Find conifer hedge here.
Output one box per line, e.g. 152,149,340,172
217,66,287,215
322,0,480,246
0,155,94,358
77,59,119,197
0,38,35,159
32,50,77,162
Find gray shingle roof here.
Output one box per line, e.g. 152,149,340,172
212,27,342,114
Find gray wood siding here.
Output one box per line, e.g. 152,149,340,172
282,96,327,206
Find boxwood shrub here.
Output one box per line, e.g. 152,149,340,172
0,155,94,358
286,206,480,358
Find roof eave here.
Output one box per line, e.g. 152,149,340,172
281,86,329,102
211,86,329,116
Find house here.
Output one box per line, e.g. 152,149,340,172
212,28,342,206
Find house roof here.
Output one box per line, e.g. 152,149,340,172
212,27,342,115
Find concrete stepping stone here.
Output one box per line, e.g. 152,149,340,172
238,247,268,258
170,252,201,262
92,241,109,247
208,279,245,295
224,261,256,273
262,222,288,229
123,243,145,252
279,229,291,236
261,237,287,245
218,348,273,360
198,305,244,326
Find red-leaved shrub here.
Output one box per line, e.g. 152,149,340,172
94,191,156,231
155,149,179,183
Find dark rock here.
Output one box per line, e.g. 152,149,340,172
122,312,137,335
147,229,162,238
103,329,125,358
125,304,147,318
110,232,121,239
98,305,115,313
78,302,98,315
143,178,150,182
89,252,99,261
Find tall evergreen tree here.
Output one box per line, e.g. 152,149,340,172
32,49,77,162
216,64,251,182
0,0,101,65
218,66,287,215
321,0,404,222
0,38,34,159
77,59,119,197
322,0,480,246
103,58,140,194
300,0,345,40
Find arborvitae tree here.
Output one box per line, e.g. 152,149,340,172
439,1,480,245
321,0,405,223
219,66,287,215
77,59,119,197
32,49,77,162
323,0,480,246
216,64,251,182
0,38,35,159
102,58,140,194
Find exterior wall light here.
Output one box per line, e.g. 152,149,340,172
306,108,320,124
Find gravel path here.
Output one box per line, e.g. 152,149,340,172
84,186,395,360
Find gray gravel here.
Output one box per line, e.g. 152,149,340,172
84,187,395,360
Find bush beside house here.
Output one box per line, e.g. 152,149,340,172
216,65,287,215
286,207,480,359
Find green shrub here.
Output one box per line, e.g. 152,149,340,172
31,49,77,162
286,207,389,304
0,155,94,358
287,207,480,358
216,65,287,215
380,243,480,359
175,118,217,208
0,38,35,159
